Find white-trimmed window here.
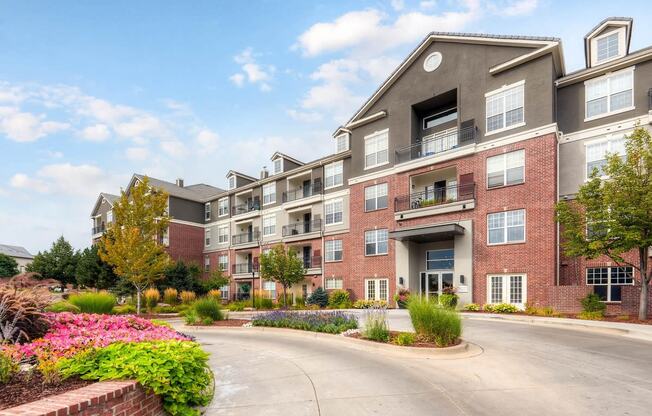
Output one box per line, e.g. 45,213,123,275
365,229,388,256
205,203,211,221
325,277,343,290
204,256,210,272
586,135,626,178
364,183,388,211
263,215,276,236
585,68,634,120
262,183,276,205
273,158,283,175
587,267,634,302
228,175,236,190
596,32,619,63
364,130,389,169
487,274,526,306
487,209,525,245
205,229,211,247
325,160,343,189
336,133,349,153
325,198,343,225
217,198,229,217
220,284,229,300
325,240,343,262
263,280,276,299
218,254,229,272
217,225,229,244
106,210,113,223
426,249,454,270
487,150,525,188
486,82,524,134
365,278,388,301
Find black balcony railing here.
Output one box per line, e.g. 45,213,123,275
282,182,322,203
394,183,476,212
282,219,322,237
92,224,105,234
395,125,477,164
232,201,260,216
232,263,259,274
303,255,322,269
232,231,260,245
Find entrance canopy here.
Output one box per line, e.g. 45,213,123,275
389,223,465,243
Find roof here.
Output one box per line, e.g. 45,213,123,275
270,151,304,166
0,244,34,259
132,174,225,202
584,17,633,67
339,31,563,132
225,170,257,182
102,193,120,205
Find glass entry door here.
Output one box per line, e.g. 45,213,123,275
420,272,454,298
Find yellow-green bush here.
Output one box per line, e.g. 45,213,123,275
180,290,196,304
144,288,160,311
163,288,179,305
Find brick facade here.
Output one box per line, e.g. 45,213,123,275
0,381,165,416
167,221,204,267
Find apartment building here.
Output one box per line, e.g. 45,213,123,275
91,17,652,314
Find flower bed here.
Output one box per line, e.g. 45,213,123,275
251,310,358,334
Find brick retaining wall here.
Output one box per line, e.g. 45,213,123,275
0,380,165,416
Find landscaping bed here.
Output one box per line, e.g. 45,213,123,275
186,318,249,327
345,330,462,348
0,373,93,410
251,310,358,333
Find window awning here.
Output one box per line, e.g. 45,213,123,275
389,224,465,243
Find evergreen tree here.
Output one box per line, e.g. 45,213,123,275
0,253,19,277
27,236,79,286
76,245,120,290
306,287,329,308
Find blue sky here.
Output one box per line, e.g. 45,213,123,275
1,0,651,254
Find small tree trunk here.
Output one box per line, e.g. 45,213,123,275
136,285,142,315
638,247,649,321
283,285,288,310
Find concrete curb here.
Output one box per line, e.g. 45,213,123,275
461,313,652,343
178,325,482,359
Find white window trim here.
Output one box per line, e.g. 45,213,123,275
324,198,344,226
218,255,229,272
262,214,276,237
325,277,343,290
335,133,350,153
591,27,626,66
228,175,236,190
272,158,284,175
205,229,211,247
325,239,343,262
205,203,211,221
486,149,526,189
585,267,635,303
262,182,276,206
486,274,527,308
365,229,388,256
364,183,388,212
583,133,629,181
363,129,390,170
484,80,526,136
365,278,389,301
217,198,229,217
204,256,210,272
324,160,344,190
487,209,526,246
217,225,230,245
583,67,635,122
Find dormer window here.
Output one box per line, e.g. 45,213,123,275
205,202,211,221
596,32,619,63
335,133,349,153
273,158,283,175
228,175,236,190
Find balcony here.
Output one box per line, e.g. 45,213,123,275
303,255,322,270
232,231,260,245
395,125,476,164
394,183,476,216
282,219,322,237
92,224,105,235
282,182,322,203
232,201,260,216
232,263,258,274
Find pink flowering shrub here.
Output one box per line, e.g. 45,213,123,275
18,313,190,360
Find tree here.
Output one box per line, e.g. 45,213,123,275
27,236,79,287
259,244,305,308
0,253,19,277
76,245,120,290
159,260,202,293
306,287,329,308
99,177,171,314
556,127,652,320
199,268,230,294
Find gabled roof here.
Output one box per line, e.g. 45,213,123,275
226,170,257,182
584,17,633,67
0,244,33,259
130,174,225,202
270,152,304,166
337,31,564,134
90,192,120,217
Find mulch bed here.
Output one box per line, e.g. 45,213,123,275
187,319,249,327
0,372,94,410
463,310,652,325
346,331,460,348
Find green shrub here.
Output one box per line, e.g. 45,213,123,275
578,310,604,320
45,301,80,313
180,291,196,305
112,304,136,315
439,293,458,309
462,303,480,311
252,311,357,334
362,307,389,342
488,303,519,313
69,292,116,314
581,293,606,314
407,297,461,347
483,303,495,312
0,351,17,384
227,301,249,311
294,296,305,308
353,299,388,309
193,298,224,323
175,304,190,313
150,319,172,328
395,332,415,346
184,309,199,325
306,287,329,308
253,297,274,309
58,341,213,416
328,290,352,309
154,305,177,313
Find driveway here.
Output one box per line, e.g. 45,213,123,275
180,310,652,415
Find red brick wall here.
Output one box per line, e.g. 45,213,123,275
168,221,204,267
0,380,165,416
345,133,559,306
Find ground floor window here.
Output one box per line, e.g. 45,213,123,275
426,249,454,270
586,267,634,302
365,278,388,301
325,277,343,290
220,285,229,300
204,256,210,272
263,280,276,299
487,274,526,306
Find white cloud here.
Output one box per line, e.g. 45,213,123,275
391,0,405,11
0,106,69,142
420,0,437,9
160,140,187,157
125,146,150,161
10,163,118,197
80,123,110,142
286,109,323,123
10,173,49,193
497,0,539,16
229,48,275,92
195,129,220,154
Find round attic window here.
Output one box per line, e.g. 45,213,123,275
423,52,442,72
